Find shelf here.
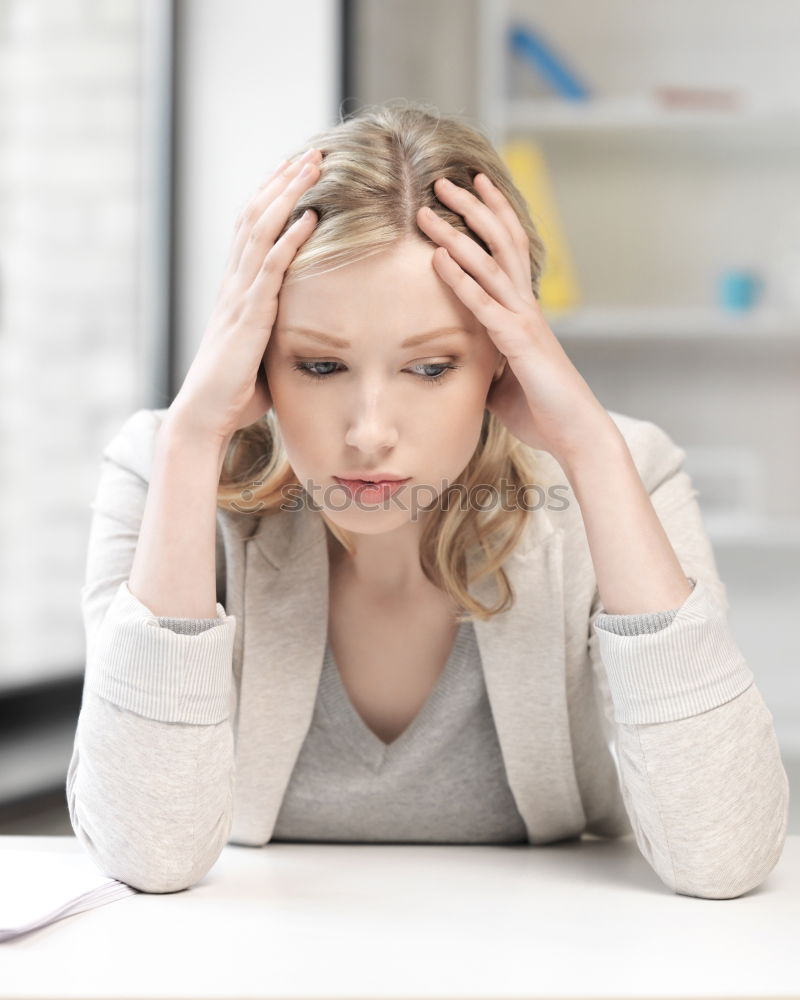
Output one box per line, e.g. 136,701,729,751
706,517,800,549
546,306,800,342
505,93,800,133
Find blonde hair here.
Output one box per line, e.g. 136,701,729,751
217,99,548,623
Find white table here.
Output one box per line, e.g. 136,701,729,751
1,833,798,999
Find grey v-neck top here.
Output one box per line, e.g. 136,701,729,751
270,617,530,844
156,604,682,845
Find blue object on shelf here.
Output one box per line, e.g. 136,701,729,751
717,268,762,312
508,24,591,101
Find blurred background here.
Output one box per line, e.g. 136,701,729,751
0,0,798,835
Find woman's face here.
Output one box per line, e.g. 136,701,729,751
264,236,506,533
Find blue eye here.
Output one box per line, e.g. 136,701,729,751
291,361,461,386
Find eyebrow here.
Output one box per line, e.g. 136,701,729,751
279,326,473,349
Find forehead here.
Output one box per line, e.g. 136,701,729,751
275,238,482,337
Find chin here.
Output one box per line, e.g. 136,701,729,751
323,505,412,531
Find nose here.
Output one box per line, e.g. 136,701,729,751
343,385,399,454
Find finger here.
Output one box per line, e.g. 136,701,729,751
236,148,319,229
227,152,315,273
235,160,320,287
433,246,505,320
228,157,300,253
474,173,532,265
433,176,531,294
241,208,318,321
417,205,527,313
227,150,321,273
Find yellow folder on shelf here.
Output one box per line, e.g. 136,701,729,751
501,139,581,311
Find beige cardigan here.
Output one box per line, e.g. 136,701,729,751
68,407,789,898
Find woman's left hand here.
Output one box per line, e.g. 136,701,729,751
416,173,618,466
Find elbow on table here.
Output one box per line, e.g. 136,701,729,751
113,861,208,895
109,865,196,895
68,783,230,894
671,801,789,900
65,699,235,895
658,704,792,900
673,857,782,900
78,836,223,894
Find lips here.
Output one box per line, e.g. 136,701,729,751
334,476,411,486
333,476,411,499
334,474,410,483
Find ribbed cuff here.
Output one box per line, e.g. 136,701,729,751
157,616,222,635
592,576,754,725
594,584,690,636
86,580,236,724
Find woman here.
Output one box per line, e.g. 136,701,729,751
67,101,788,899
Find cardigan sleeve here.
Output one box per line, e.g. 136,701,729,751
67,409,238,895
586,421,789,900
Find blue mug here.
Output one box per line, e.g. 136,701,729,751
718,269,761,312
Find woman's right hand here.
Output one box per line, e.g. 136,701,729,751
168,146,323,447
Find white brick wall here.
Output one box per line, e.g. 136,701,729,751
0,0,143,689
